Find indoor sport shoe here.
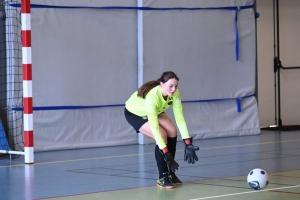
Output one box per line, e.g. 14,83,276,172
157,175,176,189
169,172,182,185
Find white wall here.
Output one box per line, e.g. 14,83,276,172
257,0,300,127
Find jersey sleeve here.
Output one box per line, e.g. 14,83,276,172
145,94,167,149
172,92,190,140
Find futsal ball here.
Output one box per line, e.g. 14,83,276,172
247,168,269,190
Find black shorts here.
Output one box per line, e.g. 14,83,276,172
124,108,148,133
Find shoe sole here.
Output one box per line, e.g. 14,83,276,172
156,184,176,189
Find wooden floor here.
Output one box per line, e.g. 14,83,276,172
1,130,300,200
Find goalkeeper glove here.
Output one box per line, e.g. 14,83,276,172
161,147,179,172
183,138,199,164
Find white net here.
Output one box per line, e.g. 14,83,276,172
0,0,23,155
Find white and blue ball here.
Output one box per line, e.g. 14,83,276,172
247,168,269,190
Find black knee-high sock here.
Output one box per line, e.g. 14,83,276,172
167,136,177,159
155,145,169,178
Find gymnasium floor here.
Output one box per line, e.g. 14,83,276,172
1,130,300,200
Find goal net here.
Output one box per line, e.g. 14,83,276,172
0,1,24,155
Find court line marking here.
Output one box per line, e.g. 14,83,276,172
199,139,300,150
0,152,154,168
1,139,300,168
189,185,300,200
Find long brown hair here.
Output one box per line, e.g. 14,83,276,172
137,71,179,98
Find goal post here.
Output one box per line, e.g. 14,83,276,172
21,0,34,164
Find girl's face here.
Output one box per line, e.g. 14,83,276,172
160,78,178,97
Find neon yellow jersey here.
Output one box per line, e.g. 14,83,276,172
125,85,190,149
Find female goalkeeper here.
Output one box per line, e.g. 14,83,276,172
124,71,199,189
